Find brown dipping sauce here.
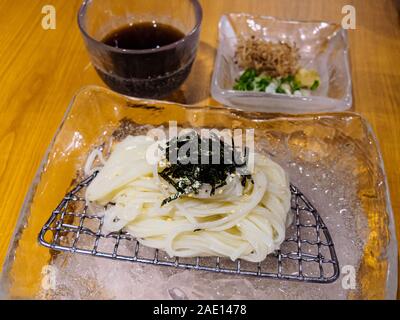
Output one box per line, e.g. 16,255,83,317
95,22,193,99
102,22,185,50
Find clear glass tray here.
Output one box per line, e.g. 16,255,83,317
211,14,353,113
0,86,396,300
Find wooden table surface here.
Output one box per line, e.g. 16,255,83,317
0,0,399,298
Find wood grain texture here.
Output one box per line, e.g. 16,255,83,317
0,0,399,297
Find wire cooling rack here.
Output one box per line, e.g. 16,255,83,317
38,173,340,284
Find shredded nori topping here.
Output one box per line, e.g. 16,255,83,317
159,132,252,206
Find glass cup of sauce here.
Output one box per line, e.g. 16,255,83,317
78,0,203,99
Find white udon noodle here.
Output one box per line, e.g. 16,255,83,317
85,135,292,262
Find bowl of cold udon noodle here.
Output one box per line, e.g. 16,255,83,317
84,130,292,263
2,86,396,300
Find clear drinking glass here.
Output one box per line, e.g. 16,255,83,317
78,0,202,99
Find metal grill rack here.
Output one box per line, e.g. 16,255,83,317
38,173,340,284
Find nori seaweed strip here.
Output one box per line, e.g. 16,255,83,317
159,132,252,206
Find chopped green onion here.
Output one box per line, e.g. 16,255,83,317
276,86,286,94
233,68,320,96
310,80,320,91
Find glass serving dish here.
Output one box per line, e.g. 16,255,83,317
211,14,353,114
0,86,396,300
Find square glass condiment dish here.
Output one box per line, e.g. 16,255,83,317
211,14,353,114
0,86,396,300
